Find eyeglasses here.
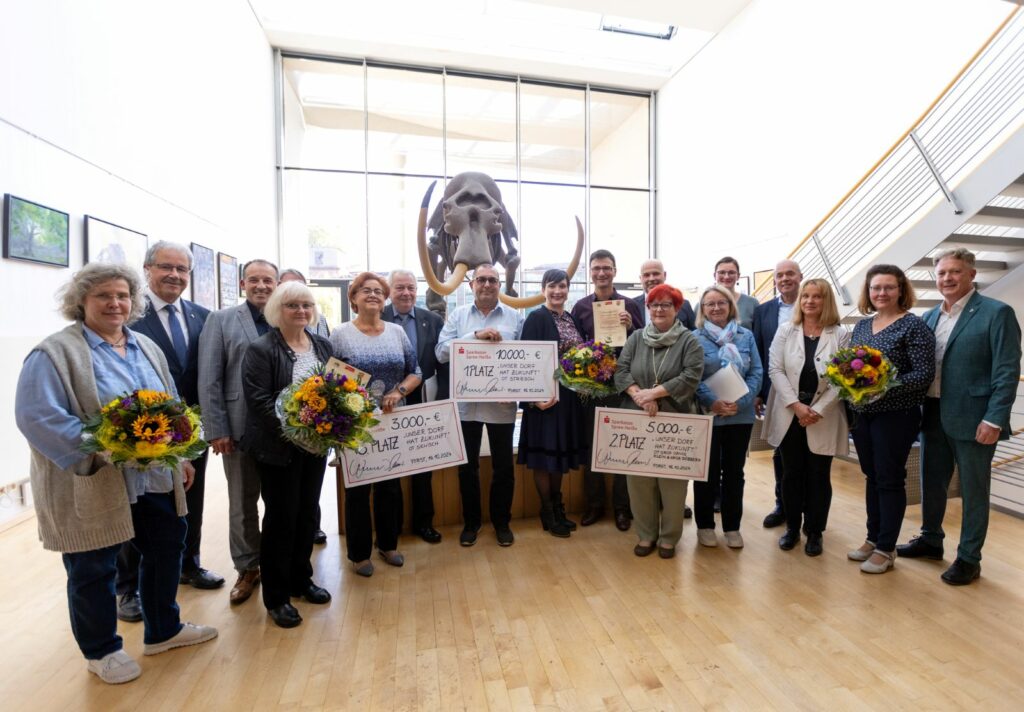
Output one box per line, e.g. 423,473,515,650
702,301,730,310
591,266,615,273
648,302,675,311
358,288,386,297
152,263,191,275
474,277,499,285
284,302,315,311
869,285,899,293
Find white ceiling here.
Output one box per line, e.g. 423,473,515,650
249,0,753,90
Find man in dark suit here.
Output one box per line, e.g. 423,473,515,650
632,259,695,329
115,241,224,623
897,248,1021,585
199,259,279,604
383,270,446,543
752,259,802,529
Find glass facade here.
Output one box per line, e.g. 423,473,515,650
278,54,653,303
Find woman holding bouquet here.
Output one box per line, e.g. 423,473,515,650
693,285,763,550
847,265,935,574
763,279,850,556
14,263,216,684
614,284,705,558
330,272,421,576
517,268,589,537
241,280,335,628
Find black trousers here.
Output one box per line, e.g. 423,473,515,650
116,450,209,594
694,423,753,531
257,451,326,609
409,471,435,530
772,448,785,510
459,421,515,529
345,478,402,562
778,420,834,535
581,399,630,514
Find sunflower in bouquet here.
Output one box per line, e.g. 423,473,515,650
825,345,900,406
276,367,378,455
81,389,207,469
558,340,618,401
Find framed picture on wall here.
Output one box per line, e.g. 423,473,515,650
190,242,217,310
3,194,70,267
218,252,239,309
85,215,147,268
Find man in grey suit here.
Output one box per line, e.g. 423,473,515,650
382,270,446,543
198,259,278,604
897,248,1021,585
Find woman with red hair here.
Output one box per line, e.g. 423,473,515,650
614,283,705,558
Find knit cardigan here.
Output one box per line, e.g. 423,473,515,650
27,323,188,553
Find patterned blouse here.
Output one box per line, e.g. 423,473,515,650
329,322,421,397
553,311,583,352
850,313,935,413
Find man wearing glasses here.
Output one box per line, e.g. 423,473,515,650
436,264,525,547
115,242,224,623
571,249,643,530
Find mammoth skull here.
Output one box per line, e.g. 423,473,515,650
417,171,584,309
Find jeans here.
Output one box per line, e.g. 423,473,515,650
459,421,515,529
63,492,185,658
851,406,921,552
778,420,834,534
694,424,753,531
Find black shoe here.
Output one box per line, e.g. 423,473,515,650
268,603,302,628
896,536,943,560
540,503,571,538
762,508,785,528
459,527,480,547
941,558,980,586
313,529,328,545
552,493,576,531
293,583,331,604
779,529,800,551
804,533,823,557
614,511,632,532
117,592,143,623
495,526,515,547
416,527,443,544
580,508,604,526
634,542,656,557
179,568,226,590
683,506,693,520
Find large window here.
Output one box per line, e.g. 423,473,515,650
278,54,653,302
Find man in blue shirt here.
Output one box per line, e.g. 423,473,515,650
436,264,525,547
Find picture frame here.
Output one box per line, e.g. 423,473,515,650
190,242,217,310
3,194,70,267
85,215,147,268
218,252,239,309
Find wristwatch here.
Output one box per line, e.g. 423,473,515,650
397,384,408,396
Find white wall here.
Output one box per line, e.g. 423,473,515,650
0,0,278,486
656,0,1014,290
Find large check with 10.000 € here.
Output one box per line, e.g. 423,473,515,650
450,340,558,402
590,407,714,481
338,401,468,488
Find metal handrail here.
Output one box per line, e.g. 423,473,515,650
754,6,1023,301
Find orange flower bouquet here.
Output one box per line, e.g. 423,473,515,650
276,367,378,455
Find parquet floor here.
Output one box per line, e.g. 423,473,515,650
1,452,1022,711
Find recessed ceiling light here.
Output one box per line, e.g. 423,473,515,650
601,15,676,40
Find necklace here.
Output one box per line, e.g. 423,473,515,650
651,347,670,386
102,333,127,348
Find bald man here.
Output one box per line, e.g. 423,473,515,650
632,259,695,330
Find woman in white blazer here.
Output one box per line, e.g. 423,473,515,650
764,279,849,556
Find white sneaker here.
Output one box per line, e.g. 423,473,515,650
724,531,744,549
696,528,718,547
143,622,218,656
87,649,141,684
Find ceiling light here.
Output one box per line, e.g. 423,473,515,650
600,16,676,40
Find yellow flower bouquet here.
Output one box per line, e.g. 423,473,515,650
825,345,900,406
558,340,618,401
275,367,378,455
81,389,207,469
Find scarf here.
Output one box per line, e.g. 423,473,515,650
702,320,746,369
642,319,685,348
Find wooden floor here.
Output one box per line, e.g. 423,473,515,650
1,452,1023,711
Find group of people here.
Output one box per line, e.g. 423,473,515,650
14,241,1020,685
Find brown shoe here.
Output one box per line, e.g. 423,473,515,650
229,569,260,605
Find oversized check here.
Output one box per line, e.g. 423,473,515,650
590,407,714,481
338,401,467,488
450,340,558,402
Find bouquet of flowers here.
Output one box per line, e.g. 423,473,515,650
825,345,900,406
81,389,207,469
558,340,618,401
276,367,378,455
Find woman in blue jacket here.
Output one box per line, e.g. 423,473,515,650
693,285,763,550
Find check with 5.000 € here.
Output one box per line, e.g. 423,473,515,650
450,340,558,402
590,407,713,481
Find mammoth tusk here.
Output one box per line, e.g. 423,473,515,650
417,181,469,296
497,216,586,310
